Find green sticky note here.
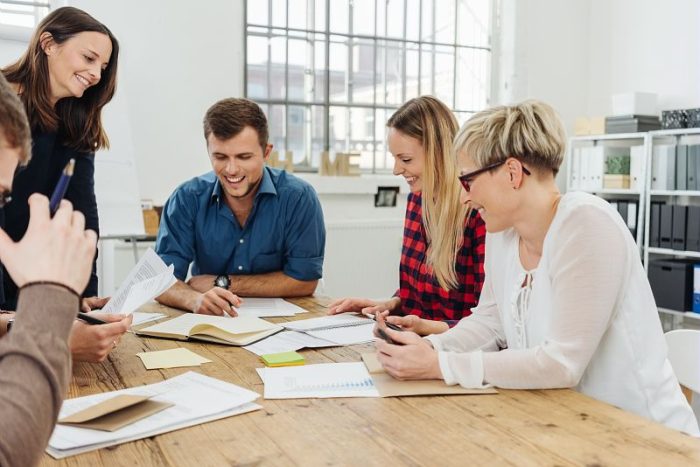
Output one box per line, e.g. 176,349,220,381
261,351,305,367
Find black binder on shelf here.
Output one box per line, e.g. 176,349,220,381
676,145,688,190
686,206,700,252
672,205,687,251
617,201,628,229
693,144,700,191
660,204,674,249
650,202,662,247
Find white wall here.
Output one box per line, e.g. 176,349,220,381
69,0,245,204
495,0,700,188
586,0,700,116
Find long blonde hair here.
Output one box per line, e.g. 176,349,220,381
387,96,470,290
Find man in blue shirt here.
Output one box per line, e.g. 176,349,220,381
155,98,325,316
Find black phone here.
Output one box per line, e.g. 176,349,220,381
375,319,404,345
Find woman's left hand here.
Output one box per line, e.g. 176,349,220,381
375,320,442,380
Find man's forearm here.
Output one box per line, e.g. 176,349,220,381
231,271,317,297
156,280,200,312
188,272,317,298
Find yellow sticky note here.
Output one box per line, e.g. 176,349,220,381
136,348,212,370
261,351,305,367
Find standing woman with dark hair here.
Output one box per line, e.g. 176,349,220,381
1,6,131,362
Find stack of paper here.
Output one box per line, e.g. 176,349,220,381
47,372,261,459
235,298,308,318
102,248,176,315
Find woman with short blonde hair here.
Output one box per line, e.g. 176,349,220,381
375,100,699,435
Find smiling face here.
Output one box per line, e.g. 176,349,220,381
208,126,272,207
44,31,112,103
388,127,426,193
457,149,516,233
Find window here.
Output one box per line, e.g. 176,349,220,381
245,0,493,173
0,0,49,28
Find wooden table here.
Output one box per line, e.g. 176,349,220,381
41,297,700,466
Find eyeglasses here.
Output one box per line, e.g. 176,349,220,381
0,189,11,207
458,159,531,192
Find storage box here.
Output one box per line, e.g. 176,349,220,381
662,110,688,129
611,92,657,116
142,209,160,236
603,174,630,189
648,259,697,311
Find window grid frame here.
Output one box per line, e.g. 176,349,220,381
244,0,492,174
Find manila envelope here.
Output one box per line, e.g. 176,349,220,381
58,394,173,432
361,353,498,397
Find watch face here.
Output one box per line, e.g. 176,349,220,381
215,275,230,288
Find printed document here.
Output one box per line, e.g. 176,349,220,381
47,371,261,459
258,362,379,399
102,248,176,315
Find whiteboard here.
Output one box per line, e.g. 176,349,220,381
93,86,145,237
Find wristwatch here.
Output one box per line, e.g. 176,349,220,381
214,275,231,289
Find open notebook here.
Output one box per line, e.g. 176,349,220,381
136,314,282,346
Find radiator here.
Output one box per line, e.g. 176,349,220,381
321,219,404,299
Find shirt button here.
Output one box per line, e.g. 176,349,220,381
239,238,244,244
238,266,243,271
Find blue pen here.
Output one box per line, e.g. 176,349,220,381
49,158,75,215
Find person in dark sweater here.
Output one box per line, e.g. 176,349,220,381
0,7,130,362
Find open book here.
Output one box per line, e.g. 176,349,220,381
136,313,282,346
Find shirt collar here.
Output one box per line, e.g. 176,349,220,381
210,167,278,204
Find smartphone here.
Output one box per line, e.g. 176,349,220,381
375,318,404,345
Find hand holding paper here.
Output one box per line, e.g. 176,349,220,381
102,248,176,315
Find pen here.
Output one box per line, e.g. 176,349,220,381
49,158,75,215
77,312,107,325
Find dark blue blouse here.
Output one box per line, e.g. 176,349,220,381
1,128,99,309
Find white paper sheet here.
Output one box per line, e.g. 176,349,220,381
130,312,166,327
235,298,308,318
102,248,176,315
243,330,336,356
47,372,261,459
258,362,379,399
305,324,375,345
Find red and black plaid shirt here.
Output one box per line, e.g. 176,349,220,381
394,192,486,325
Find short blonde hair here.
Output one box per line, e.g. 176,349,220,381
454,100,566,175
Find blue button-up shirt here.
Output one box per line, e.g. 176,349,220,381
156,167,325,282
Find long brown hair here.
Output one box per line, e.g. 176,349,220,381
3,6,119,153
387,96,470,290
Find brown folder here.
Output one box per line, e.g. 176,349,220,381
58,394,173,432
361,353,498,397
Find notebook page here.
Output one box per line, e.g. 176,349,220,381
283,314,371,332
